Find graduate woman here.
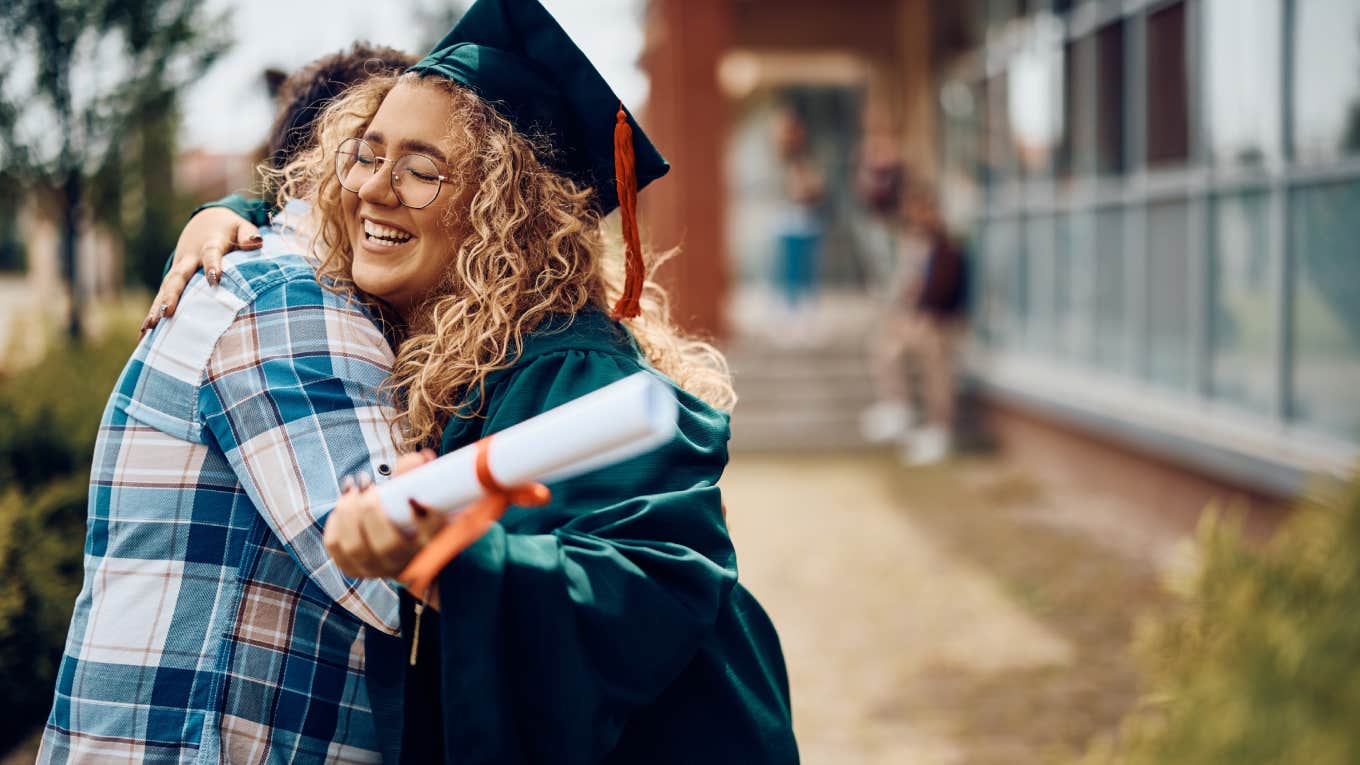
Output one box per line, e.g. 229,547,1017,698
157,0,800,761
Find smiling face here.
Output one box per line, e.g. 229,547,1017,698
342,81,465,317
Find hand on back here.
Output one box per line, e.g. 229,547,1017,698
141,207,262,335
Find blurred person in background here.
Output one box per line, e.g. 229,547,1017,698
40,45,413,763
770,105,825,343
854,104,907,276
859,185,969,465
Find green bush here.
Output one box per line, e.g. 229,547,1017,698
1082,472,1360,765
0,328,137,752
0,477,89,749
0,330,133,488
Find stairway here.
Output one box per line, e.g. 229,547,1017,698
724,289,883,452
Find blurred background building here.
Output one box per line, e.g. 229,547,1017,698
641,0,1360,514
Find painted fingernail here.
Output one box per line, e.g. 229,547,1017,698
208,268,219,286
408,499,430,519
249,235,263,243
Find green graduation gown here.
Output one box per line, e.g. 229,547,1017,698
363,309,799,764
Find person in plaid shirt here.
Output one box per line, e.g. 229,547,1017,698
38,214,403,763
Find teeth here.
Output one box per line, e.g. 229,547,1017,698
363,219,413,244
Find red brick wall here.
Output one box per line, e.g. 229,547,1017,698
984,399,1288,541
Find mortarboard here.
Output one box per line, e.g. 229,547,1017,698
410,0,666,318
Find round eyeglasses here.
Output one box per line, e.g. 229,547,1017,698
335,137,450,210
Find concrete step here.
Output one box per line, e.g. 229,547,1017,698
725,331,880,451
730,360,872,388
728,342,874,382
729,407,874,452
728,341,869,366
733,375,877,409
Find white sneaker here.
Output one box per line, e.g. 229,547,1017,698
859,400,912,443
903,426,951,466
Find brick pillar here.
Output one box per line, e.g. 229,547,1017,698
640,0,731,341
896,0,937,184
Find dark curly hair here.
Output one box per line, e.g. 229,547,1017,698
264,42,416,172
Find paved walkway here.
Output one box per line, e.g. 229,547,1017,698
723,451,1190,765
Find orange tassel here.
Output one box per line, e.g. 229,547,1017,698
611,103,644,320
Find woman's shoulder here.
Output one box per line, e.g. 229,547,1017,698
509,308,638,366
490,308,646,404
436,310,629,450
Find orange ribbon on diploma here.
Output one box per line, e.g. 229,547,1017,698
397,436,551,602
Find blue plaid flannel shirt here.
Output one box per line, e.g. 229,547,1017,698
40,224,402,764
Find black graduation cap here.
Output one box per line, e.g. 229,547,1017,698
409,0,669,217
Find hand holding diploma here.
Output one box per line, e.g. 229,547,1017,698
323,372,680,594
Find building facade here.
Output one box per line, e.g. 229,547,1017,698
948,0,1360,499
639,0,1357,507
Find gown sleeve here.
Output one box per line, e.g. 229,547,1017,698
191,193,272,228
428,349,738,765
162,195,273,278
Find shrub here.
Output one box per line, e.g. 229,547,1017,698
0,331,133,488
0,476,90,751
1082,472,1360,765
0,326,136,752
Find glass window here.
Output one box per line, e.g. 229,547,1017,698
1292,0,1360,162
1290,180,1360,440
1025,215,1055,351
1146,2,1190,166
1146,201,1193,388
1009,17,1064,178
1058,37,1094,179
1095,21,1127,175
1055,210,1093,359
1204,0,1282,167
1092,206,1127,368
971,221,995,345
986,0,1026,43
1008,217,1029,343
986,73,1016,188
1210,192,1275,413
985,217,1024,347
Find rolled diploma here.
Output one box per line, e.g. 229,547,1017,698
375,371,679,531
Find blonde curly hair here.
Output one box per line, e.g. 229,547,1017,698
272,72,735,450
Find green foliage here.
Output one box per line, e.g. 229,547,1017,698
0,476,91,751
0,0,231,334
1082,474,1360,765
0,328,133,488
0,0,231,183
0,326,136,751
0,181,26,273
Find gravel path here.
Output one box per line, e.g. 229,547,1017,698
723,452,1186,765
